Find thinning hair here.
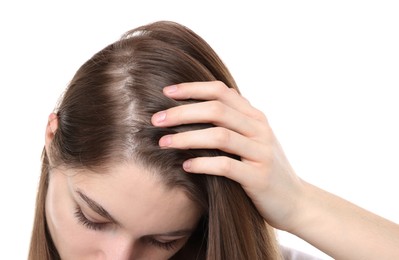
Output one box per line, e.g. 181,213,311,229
29,21,281,260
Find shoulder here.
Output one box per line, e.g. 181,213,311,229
280,245,325,260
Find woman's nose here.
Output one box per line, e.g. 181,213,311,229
101,236,138,260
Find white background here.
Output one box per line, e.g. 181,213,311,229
1,1,398,259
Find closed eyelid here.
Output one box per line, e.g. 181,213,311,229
77,206,106,223
139,229,193,249
75,189,120,225
150,230,193,237
74,206,107,231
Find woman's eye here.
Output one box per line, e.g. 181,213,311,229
74,206,107,231
148,238,179,251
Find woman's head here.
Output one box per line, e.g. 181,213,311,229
29,21,280,259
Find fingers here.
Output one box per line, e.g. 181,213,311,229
159,127,268,162
182,156,263,190
152,81,270,137
152,100,262,137
163,81,267,122
151,81,274,188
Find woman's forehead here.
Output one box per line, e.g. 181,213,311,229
63,164,201,233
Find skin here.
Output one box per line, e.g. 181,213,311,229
151,81,399,260
45,120,202,260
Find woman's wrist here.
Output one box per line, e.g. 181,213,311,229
283,180,337,234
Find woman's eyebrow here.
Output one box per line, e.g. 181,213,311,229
149,229,194,237
75,189,120,225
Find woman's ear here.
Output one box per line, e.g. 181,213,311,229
45,113,58,151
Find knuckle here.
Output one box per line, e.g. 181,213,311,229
259,123,273,137
213,127,231,147
255,110,268,122
213,81,229,95
214,80,228,89
218,157,233,175
208,101,225,117
252,107,266,119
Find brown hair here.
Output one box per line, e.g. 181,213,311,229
29,21,281,260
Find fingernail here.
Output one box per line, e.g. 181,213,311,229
153,111,166,124
183,160,191,171
164,85,178,94
159,135,172,147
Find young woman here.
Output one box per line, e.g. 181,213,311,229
29,21,399,259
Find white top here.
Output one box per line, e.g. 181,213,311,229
280,246,325,260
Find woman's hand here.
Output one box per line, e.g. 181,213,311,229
152,81,399,259
151,81,304,231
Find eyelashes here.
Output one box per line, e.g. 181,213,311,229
74,206,106,231
147,237,179,251
73,206,179,251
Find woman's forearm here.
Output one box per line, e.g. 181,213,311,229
290,181,399,259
